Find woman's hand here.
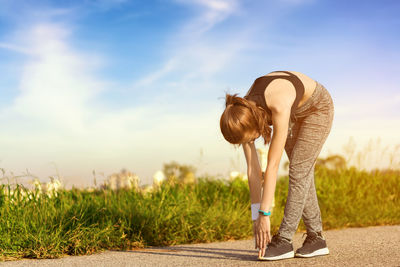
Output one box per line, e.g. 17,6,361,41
252,220,257,249
255,215,271,258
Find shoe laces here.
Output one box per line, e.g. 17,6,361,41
269,234,289,247
301,232,321,246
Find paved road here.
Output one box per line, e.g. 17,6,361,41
2,225,400,266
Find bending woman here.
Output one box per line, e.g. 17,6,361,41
219,71,334,261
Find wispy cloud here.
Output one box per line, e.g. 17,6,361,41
175,0,239,34
0,19,231,185
85,0,130,11
277,0,315,5
132,58,178,88
1,23,103,133
1,0,399,187
0,1,75,23
131,0,245,94
0,42,33,55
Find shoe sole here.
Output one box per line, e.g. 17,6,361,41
258,251,294,261
295,247,330,258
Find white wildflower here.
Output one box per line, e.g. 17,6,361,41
19,188,27,197
230,171,240,179
106,169,139,190
127,174,140,189
153,170,166,186
141,184,154,194
27,178,43,200
46,178,62,198
86,187,95,192
33,178,43,192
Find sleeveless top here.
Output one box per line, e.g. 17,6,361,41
244,71,305,126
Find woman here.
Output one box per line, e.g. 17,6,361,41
219,71,334,261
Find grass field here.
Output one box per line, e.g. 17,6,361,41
0,162,399,261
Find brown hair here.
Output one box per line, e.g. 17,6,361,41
220,93,272,147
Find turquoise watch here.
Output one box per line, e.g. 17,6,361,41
258,209,271,216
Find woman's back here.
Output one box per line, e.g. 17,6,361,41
248,71,317,109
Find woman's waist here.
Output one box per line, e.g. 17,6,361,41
293,82,333,118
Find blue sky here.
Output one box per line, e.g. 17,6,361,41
0,0,399,188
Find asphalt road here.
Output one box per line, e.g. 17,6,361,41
2,225,400,266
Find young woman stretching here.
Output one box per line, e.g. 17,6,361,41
219,71,334,261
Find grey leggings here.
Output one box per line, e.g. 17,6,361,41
278,81,334,241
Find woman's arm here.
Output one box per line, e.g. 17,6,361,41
259,78,294,212
242,141,265,250
254,77,296,257
260,106,291,213
242,141,262,204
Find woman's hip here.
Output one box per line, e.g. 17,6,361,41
295,82,334,119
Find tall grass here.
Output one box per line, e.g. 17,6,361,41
275,167,400,231
1,166,399,261
0,176,253,261
0,138,399,261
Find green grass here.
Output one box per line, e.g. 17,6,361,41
275,167,400,230
0,166,399,261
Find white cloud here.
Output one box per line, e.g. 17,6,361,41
0,21,236,187
175,0,239,35
131,0,246,92
196,0,234,11
0,42,33,55
2,0,398,188
1,24,103,134
87,0,130,10
132,58,178,88
0,23,132,184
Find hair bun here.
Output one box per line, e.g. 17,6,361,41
221,92,272,146
225,93,240,108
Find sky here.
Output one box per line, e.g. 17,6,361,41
0,0,399,188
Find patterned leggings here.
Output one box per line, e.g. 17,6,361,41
278,81,334,241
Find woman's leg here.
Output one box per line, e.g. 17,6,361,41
301,163,323,234
278,104,333,241
284,125,322,234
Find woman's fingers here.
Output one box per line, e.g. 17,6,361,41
259,231,265,257
257,231,265,258
263,232,267,247
253,224,257,249
256,231,260,249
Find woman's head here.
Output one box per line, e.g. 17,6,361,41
220,93,272,147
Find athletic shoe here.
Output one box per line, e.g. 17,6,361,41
295,231,330,258
258,233,295,261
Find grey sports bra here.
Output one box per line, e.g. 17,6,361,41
244,71,305,125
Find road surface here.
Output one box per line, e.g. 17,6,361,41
2,225,400,266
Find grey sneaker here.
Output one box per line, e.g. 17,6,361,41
258,233,294,261
295,231,330,258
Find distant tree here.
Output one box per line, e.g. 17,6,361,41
283,160,290,171
162,161,197,184
316,154,347,170
283,154,347,171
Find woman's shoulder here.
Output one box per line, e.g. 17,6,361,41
265,70,315,82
